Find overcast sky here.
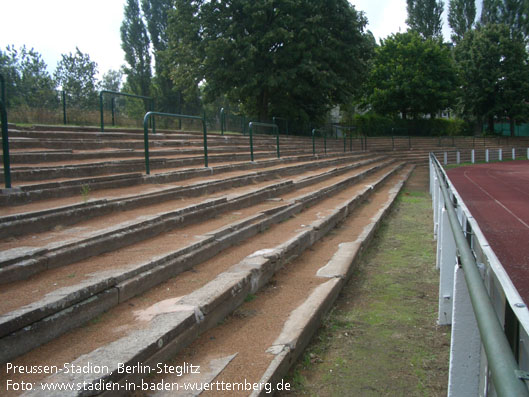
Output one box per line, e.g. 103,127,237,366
0,0,453,77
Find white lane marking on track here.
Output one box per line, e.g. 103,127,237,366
463,169,529,230
485,168,529,198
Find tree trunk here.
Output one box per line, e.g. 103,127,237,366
257,88,269,122
488,116,494,134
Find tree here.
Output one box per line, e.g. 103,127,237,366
141,0,181,114
100,69,123,92
455,24,529,135
0,45,57,108
366,31,458,120
121,0,152,109
448,0,476,43
54,47,99,109
480,0,529,38
167,0,374,124
406,0,445,39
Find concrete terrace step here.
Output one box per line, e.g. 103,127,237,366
0,155,381,238
0,159,397,364
5,163,412,397
0,152,369,205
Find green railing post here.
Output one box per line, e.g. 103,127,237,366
324,131,327,154
101,90,154,132
203,110,209,167
62,91,67,125
111,97,115,126
143,113,151,175
249,122,255,161
220,108,225,136
99,91,105,132
1,74,12,188
311,129,316,156
248,121,279,161
431,154,529,397
273,117,288,135
143,111,208,174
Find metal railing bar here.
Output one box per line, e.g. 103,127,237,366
431,153,529,397
0,74,12,188
101,90,155,133
248,122,279,162
143,111,208,174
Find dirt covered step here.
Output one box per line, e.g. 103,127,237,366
0,157,384,284
0,159,395,363
0,162,409,396
136,164,415,397
0,152,364,206
0,154,379,238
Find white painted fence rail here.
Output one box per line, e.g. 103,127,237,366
430,154,529,396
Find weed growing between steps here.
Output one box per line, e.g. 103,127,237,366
280,168,450,396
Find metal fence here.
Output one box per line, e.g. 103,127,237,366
430,153,529,396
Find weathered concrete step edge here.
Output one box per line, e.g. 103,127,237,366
0,160,396,364
0,155,383,239
0,156,380,273
0,180,296,284
0,159,392,346
20,163,406,396
0,152,367,205
1,148,325,182
5,144,315,163
250,165,414,397
9,129,319,146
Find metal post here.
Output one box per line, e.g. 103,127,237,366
275,125,280,158
1,98,11,188
203,111,208,167
249,122,254,161
220,108,225,136
324,132,327,155
62,91,67,125
99,92,105,132
111,97,115,126
143,113,151,175
311,129,316,156
432,155,529,397
1,74,12,188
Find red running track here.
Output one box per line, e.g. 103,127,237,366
447,160,529,306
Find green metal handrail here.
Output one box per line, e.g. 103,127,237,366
272,117,288,135
100,90,155,132
0,74,12,188
431,153,529,397
143,111,208,174
333,125,356,152
311,128,326,156
248,122,279,162
220,108,226,136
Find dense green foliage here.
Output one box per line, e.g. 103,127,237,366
448,0,476,42
406,0,445,38
166,0,374,124
54,48,99,109
0,45,57,109
3,0,529,137
121,0,152,109
365,32,457,120
455,23,529,134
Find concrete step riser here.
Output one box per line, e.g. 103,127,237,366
0,155,380,238
0,157,385,283
0,152,369,205
20,163,405,394
0,160,393,363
